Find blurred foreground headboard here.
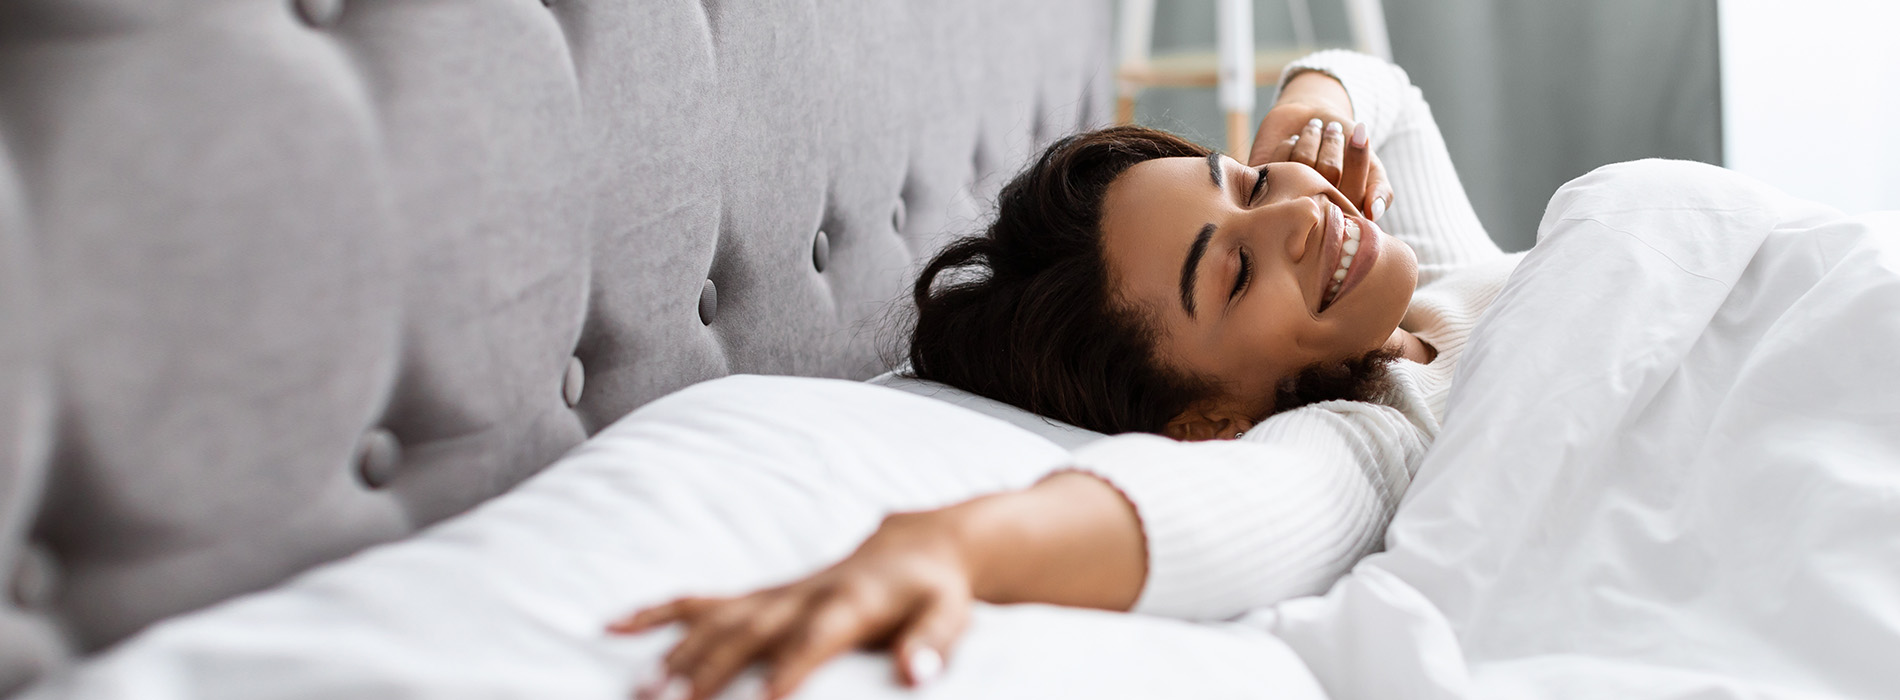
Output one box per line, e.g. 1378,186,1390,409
0,0,1109,690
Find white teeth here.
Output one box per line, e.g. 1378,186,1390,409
1322,217,1365,310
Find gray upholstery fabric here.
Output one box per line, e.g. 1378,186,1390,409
0,0,1109,692
0,135,61,691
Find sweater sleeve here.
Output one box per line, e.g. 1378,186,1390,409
1064,399,1429,620
1278,50,1505,284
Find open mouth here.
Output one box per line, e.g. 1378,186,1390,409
1320,216,1361,310
1317,205,1379,313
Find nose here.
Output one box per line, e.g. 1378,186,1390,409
1248,194,1323,265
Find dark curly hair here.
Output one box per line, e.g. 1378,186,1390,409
905,126,1396,435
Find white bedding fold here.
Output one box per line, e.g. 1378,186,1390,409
1252,160,1900,699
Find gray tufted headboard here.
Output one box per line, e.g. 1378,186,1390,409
0,0,1110,690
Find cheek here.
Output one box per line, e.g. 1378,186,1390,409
1365,241,1419,334
1216,303,1301,378
1387,239,1420,295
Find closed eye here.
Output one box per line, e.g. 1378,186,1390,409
1230,248,1252,299
1246,165,1270,206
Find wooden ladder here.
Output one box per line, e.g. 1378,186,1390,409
1115,0,1393,159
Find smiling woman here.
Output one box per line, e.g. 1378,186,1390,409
613,49,1516,700
1097,150,1421,438
901,127,1420,442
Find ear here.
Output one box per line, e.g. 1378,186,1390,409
1162,403,1258,442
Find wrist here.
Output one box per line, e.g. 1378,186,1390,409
941,472,1146,608
1276,70,1354,119
930,488,1059,604
880,507,985,594
925,495,1013,602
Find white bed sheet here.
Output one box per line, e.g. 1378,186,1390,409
1246,160,1900,699
15,375,1322,699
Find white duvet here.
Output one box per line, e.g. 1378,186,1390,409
1253,160,1900,699
19,160,1900,699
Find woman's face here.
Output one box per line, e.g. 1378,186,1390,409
1099,154,1418,434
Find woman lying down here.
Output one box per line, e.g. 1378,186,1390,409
615,49,1514,700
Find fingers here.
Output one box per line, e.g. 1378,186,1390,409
763,596,888,700
1248,108,1305,165
1247,126,1285,165
1367,162,1394,223
1338,122,1370,209
616,522,978,700
609,597,714,635
1314,121,1346,184
659,597,804,700
891,591,969,688
1262,133,1296,165
1289,118,1323,167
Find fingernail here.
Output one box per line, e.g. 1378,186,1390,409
907,647,944,686
1325,121,1342,135
1370,197,1387,221
1351,122,1368,148
1307,118,1322,130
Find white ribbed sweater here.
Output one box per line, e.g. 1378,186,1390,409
1069,50,1524,620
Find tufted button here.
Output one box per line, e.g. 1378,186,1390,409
563,356,585,407
354,428,402,489
698,279,718,325
891,199,907,234
812,230,830,273
9,546,55,609
294,0,344,27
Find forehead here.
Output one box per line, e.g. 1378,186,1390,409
1100,156,1218,308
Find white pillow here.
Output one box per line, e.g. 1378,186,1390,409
21,375,1322,699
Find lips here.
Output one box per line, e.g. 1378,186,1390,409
1316,202,1381,313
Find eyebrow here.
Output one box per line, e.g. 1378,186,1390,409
1178,153,1230,319
1179,223,1216,318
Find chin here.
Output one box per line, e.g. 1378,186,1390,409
1358,234,1418,351
1385,235,1420,296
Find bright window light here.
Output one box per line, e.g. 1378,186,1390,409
1720,0,1900,215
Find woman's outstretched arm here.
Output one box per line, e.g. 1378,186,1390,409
610,400,1425,700
608,470,1146,700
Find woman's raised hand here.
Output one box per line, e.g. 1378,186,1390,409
1248,80,1394,222
609,512,973,700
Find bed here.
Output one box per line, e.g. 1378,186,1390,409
31,156,1900,699
8,3,1900,700
0,0,1130,693
21,155,1900,697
